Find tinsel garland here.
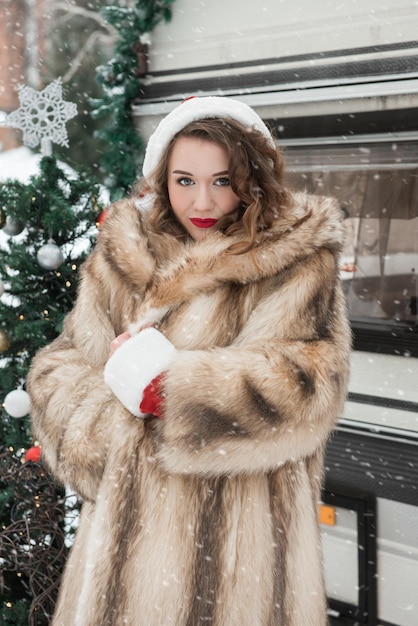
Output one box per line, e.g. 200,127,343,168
92,0,175,200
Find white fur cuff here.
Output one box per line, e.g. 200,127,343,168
104,328,177,417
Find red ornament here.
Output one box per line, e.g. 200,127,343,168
25,445,42,462
96,210,108,228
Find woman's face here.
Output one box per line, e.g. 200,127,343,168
167,136,241,241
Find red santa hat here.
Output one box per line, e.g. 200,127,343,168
142,96,275,178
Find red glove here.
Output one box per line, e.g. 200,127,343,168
139,373,166,418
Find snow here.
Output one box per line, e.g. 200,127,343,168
0,146,43,183
0,146,86,185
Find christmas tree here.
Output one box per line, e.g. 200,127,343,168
0,80,104,625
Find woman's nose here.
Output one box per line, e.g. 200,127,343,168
193,185,213,211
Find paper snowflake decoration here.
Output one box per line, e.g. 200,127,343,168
4,78,77,151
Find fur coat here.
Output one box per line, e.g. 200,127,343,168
27,190,351,626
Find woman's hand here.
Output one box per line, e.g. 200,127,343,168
108,322,158,359
109,332,131,359
110,331,168,417
109,324,159,359
104,327,176,418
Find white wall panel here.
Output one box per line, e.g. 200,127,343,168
148,0,418,72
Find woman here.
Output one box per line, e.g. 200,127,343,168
27,96,351,626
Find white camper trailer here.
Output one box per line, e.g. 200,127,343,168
132,2,418,624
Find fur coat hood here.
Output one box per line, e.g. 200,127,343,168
27,190,351,626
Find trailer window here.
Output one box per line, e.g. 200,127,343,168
285,139,418,356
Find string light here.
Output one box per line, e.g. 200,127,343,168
0,445,78,616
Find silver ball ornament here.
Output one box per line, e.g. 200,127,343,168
37,241,64,270
3,217,24,236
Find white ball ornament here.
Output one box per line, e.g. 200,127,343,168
37,240,64,270
4,389,31,418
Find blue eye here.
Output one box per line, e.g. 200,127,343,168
215,177,230,187
177,177,194,186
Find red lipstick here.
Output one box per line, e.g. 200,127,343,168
189,218,218,228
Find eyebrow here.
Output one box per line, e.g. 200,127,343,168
171,169,229,176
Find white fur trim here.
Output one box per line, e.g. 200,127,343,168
104,328,177,417
142,96,275,178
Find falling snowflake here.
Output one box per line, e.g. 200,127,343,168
4,78,77,151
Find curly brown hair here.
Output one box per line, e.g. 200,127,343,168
136,118,291,253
